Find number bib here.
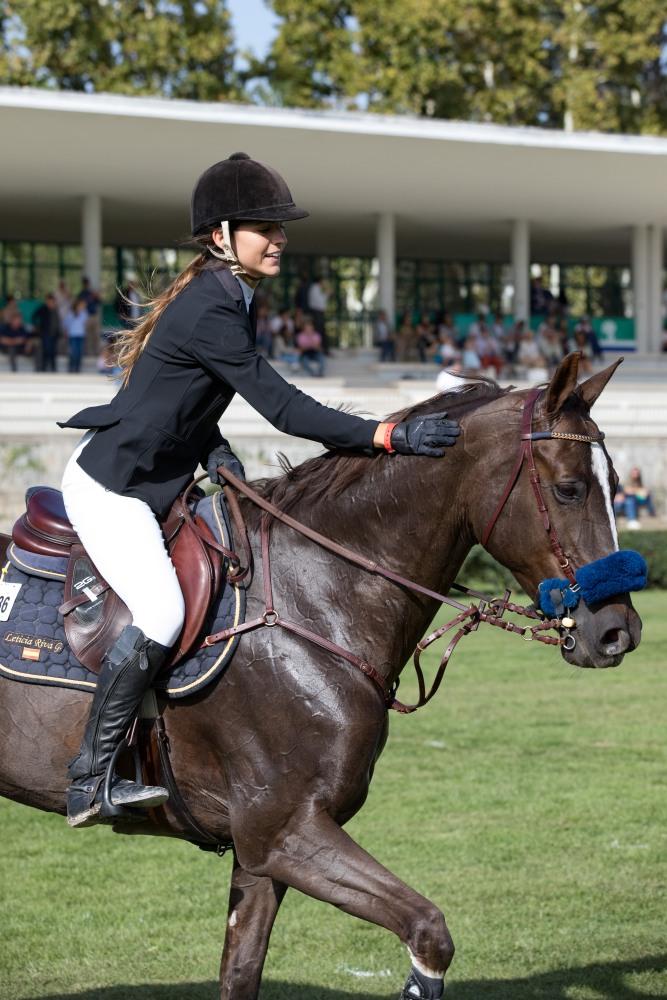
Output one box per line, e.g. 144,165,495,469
0,582,22,622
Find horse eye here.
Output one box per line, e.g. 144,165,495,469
554,481,584,503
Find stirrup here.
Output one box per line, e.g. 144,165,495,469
98,738,146,822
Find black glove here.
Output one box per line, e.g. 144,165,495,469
390,412,460,457
206,438,245,484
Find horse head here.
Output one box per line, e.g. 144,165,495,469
466,352,643,668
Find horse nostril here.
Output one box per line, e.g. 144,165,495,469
600,627,631,657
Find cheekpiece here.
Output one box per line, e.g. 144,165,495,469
191,151,309,235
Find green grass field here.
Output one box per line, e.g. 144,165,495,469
1,591,665,1000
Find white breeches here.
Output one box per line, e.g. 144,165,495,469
61,433,185,647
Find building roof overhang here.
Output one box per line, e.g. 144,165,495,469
1,87,666,260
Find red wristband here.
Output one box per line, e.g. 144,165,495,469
383,422,397,453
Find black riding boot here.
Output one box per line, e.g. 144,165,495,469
67,624,170,828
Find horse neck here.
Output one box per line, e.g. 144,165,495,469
292,449,477,670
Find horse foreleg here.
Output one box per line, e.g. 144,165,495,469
218,852,287,1000
235,810,453,998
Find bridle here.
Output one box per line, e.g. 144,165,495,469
480,386,605,588
184,385,613,715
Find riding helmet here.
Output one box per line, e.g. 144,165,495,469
190,152,309,235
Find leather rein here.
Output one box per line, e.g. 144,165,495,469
185,386,603,715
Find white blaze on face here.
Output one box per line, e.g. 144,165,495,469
591,442,619,551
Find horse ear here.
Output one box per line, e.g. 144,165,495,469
576,357,623,409
544,352,581,416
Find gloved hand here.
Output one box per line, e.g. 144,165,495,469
206,438,245,484
390,412,461,457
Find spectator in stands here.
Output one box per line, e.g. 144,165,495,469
307,275,330,355
435,331,460,367
475,324,504,377
537,315,562,374
32,293,62,372
396,312,418,362
530,275,554,315
77,275,101,349
55,280,72,327
575,316,603,362
502,318,523,372
436,311,460,346
415,315,435,363
1,294,21,325
65,298,88,373
374,308,395,362
572,326,593,373
294,271,310,312
614,467,656,529
460,336,482,373
270,308,299,370
296,315,325,377
255,303,273,358
0,312,32,371
517,327,544,370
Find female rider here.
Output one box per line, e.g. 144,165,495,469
59,152,460,828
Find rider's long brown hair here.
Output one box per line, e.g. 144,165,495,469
116,235,212,384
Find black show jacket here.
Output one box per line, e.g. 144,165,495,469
59,266,378,517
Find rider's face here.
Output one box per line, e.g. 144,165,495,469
227,222,287,279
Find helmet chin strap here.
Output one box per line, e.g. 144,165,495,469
208,220,261,288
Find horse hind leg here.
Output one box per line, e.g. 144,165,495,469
234,810,454,998
219,854,287,1000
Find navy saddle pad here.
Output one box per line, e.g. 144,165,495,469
0,491,246,699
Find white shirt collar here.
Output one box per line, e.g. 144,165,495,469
235,276,255,312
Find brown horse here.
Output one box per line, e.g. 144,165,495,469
0,354,642,999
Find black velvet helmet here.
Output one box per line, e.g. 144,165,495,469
190,152,309,235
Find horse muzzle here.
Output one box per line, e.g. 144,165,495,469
559,595,642,668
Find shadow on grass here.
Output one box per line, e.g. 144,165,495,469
27,953,667,1000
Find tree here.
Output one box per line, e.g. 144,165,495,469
259,0,667,133
0,0,241,101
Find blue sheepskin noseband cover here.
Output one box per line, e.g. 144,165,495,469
538,549,648,617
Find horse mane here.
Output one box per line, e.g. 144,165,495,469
246,377,511,520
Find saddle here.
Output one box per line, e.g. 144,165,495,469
11,486,225,671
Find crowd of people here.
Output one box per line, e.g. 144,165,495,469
0,278,101,373
374,306,604,381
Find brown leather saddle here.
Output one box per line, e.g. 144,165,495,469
11,486,225,671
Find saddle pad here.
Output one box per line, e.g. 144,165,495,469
0,492,246,700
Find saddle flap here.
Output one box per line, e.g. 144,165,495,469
166,500,224,666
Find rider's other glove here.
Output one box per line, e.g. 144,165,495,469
206,438,245,484
390,412,461,457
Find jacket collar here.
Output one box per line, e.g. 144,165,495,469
211,264,243,303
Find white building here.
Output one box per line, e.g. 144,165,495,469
1,87,665,353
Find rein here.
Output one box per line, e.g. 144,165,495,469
190,388,591,713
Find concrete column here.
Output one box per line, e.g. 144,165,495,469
511,219,530,323
631,224,649,355
647,225,664,353
376,212,396,325
81,194,102,291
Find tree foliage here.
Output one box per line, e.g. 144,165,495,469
259,0,667,133
0,0,240,100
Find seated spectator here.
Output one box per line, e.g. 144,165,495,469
574,316,603,362
255,304,273,358
572,327,593,373
296,316,325,377
1,294,21,325
435,332,460,367
517,328,544,369
614,468,656,529
436,312,460,346
270,307,298,368
415,316,436,363
537,317,562,374
396,312,419,362
0,313,32,371
502,319,523,372
460,336,482,373
374,309,395,362
475,327,503,377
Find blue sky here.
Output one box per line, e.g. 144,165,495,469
228,0,279,58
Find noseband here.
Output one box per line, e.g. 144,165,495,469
481,386,646,617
